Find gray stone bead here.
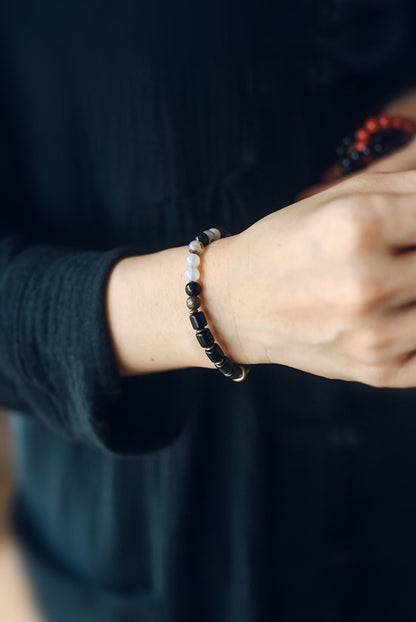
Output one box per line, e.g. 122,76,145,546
186,296,201,311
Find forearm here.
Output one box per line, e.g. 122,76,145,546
105,238,238,376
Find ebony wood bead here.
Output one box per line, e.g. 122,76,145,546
215,357,234,376
196,328,214,348
186,296,201,311
196,232,210,246
190,311,207,330
205,343,225,363
185,281,201,296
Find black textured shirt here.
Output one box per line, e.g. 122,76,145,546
2,2,416,621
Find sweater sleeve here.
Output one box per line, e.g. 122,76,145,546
0,37,193,459
0,234,192,456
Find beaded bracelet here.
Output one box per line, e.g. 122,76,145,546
184,227,250,382
336,113,416,176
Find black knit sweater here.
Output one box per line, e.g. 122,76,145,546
2,1,416,620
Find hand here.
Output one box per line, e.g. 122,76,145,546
204,169,416,388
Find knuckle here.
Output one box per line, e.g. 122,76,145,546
322,197,381,255
353,328,394,364
346,272,387,315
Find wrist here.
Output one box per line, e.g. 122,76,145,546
201,232,250,365
106,246,214,376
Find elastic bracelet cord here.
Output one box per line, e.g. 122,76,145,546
184,227,250,382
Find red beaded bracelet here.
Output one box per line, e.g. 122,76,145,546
336,113,416,176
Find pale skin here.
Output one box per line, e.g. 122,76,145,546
106,90,416,389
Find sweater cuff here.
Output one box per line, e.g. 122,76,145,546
1,241,190,455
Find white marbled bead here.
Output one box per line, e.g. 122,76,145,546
184,267,200,282
188,240,204,254
186,253,200,267
208,227,221,241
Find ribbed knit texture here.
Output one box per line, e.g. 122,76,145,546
2,2,416,621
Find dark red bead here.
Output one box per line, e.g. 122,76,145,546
402,120,415,133
355,128,368,142
365,118,379,133
355,141,367,152
378,114,390,129
392,116,403,129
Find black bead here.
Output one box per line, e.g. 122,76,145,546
229,365,244,381
196,232,210,246
341,157,351,170
205,343,225,363
190,311,207,330
185,281,201,296
215,357,234,376
196,328,214,348
350,150,360,161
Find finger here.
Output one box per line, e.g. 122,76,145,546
373,192,416,248
384,250,416,310
390,343,416,388
365,136,416,174
357,304,416,365
339,169,416,199
299,164,416,204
